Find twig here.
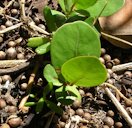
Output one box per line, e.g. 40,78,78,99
5,15,20,22
18,95,30,113
4,0,15,10
0,0,15,14
44,112,55,128
0,22,23,34
0,60,27,68
26,62,39,93
0,61,30,75
28,21,50,35
103,83,132,105
19,0,26,19
19,62,39,112
112,62,132,72
104,87,132,127
101,32,132,47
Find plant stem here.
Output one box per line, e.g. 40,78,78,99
44,112,55,128
104,87,132,127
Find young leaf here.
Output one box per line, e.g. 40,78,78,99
61,56,107,87
35,97,45,113
73,0,97,9
46,100,63,115
57,96,76,105
58,0,73,13
51,21,101,69
66,85,81,101
86,0,125,17
35,42,50,55
84,17,95,26
44,64,62,86
43,6,57,32
64,0,73,13
66,11,87,22
25,102,36,107
51,10,66,27
58,0,66,12
43,83,53,98
27,37,49,48
55,85,81,105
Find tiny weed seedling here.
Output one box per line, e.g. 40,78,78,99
26,0,125,114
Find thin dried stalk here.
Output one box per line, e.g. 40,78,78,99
112,62,132,72
19,0,26,19
0,61,30,75
104,87,132,127
0,22,23,34
5,0,15,10
19,63,39,111
29,22,50,35
103,83,132,105
0,60,27,68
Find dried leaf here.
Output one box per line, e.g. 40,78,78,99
32,0,48,19
99,0,132,49
99,0,132,35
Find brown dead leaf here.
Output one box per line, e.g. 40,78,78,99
99,0,132,49
99,0,132,35
32,0,48,19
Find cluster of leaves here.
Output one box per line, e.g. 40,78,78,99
26,0,124,114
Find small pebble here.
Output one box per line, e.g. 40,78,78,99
2,75,12,83
115,122,123,128
103,54,111,61
76,108,84,117
0,99,6,109
103,125,109,128
72,99,81,109
5,21,13,27
58,121,65,128
0,51,6,60
0,123,10,128
83,112,91,120
103,116,114,127
107,110,114,117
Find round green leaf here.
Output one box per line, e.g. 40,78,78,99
51,21,101,69
61,56,107,87
27,37,49,48
86,0,125,17
74,0,97,9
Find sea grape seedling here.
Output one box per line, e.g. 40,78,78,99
26,0,125,114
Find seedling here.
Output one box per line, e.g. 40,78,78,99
26,0,125,114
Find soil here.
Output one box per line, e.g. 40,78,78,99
0,0,132,128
